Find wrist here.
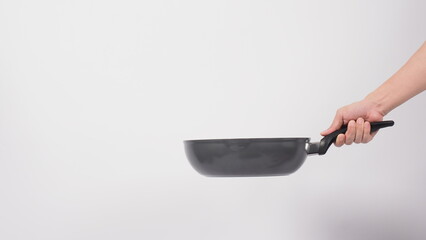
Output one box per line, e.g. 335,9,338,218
362,94,388,116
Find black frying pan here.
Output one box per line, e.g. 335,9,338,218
184,120,394,177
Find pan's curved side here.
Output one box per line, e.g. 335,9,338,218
184,142,215,176
184,138,309,177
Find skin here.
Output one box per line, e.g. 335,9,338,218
322,41,426,147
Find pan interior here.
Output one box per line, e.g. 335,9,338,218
185,137,309,143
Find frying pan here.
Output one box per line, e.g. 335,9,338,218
184,120,394,177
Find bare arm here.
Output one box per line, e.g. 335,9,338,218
365,41,426,115
322,41,426,146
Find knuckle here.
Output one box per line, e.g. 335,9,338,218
336,109,342,116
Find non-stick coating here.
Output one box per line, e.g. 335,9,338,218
184,138,309,177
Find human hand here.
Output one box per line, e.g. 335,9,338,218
321,100,385,147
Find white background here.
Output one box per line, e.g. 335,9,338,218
1,0,426,239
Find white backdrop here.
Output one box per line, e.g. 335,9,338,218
1,0,426,239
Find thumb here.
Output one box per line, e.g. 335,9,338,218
321,113,344,136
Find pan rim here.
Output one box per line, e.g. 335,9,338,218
184,138,310,143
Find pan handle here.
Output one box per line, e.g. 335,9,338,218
317,120,394,155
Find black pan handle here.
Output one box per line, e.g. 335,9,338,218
318,120,394,155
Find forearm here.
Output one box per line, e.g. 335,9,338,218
364,41,426,115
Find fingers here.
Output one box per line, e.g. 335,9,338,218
361,121,378,143
335,134,345,147
344,120,356,145
361,121,372,143
354,118,364,143
334,119,378,147
321,110,344,136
